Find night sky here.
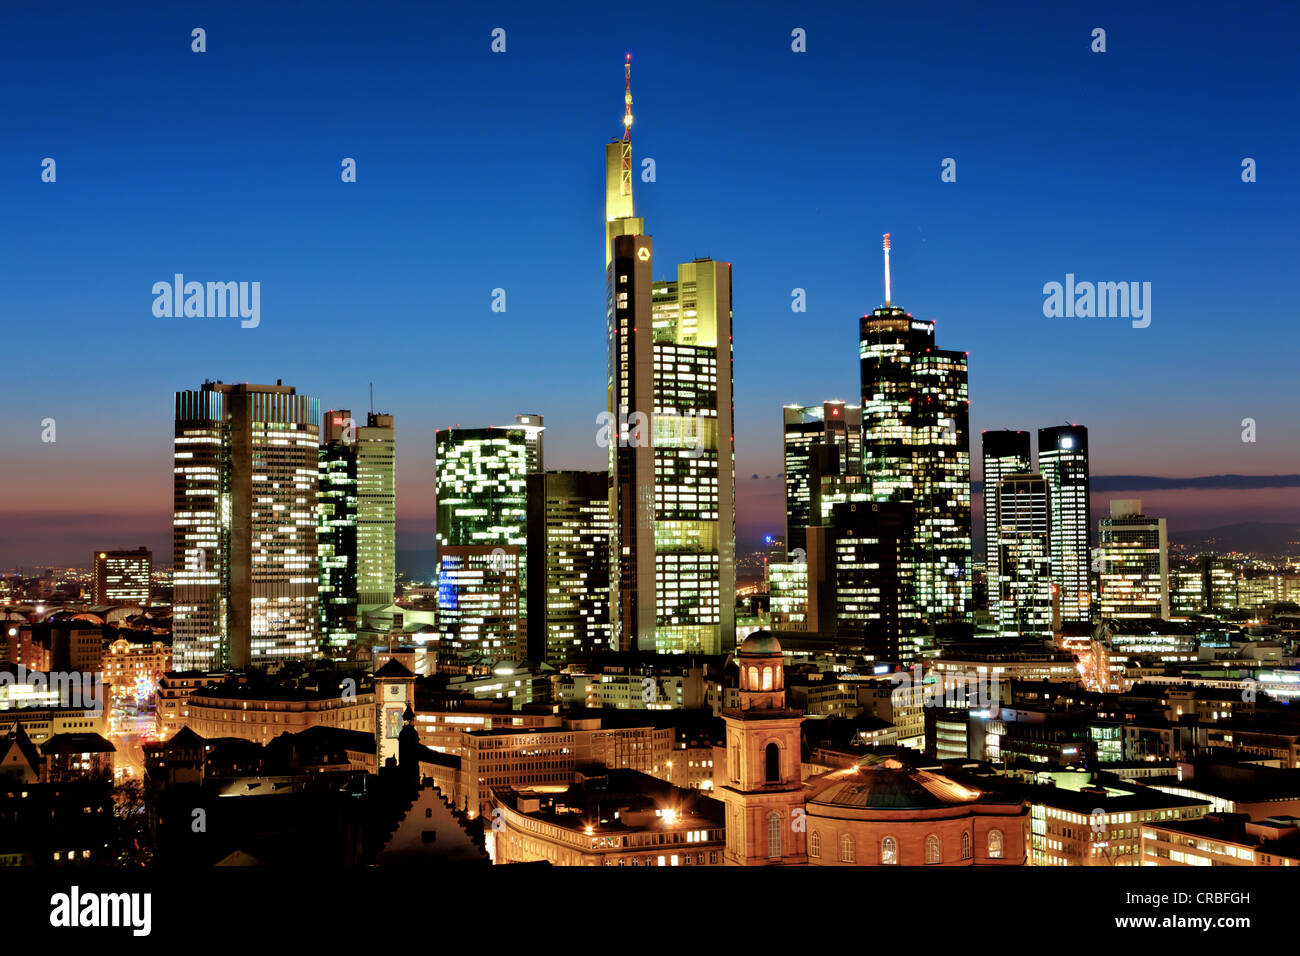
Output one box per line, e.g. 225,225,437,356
2,0,1297,567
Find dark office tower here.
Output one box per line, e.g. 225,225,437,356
995,474,1053,638
783,401,861,558
515,414,545,474
858,235,971,632
92,547,151,606
981,430,1032,613
829,501,917,660
318,410,359,654
605,58,735,655
173,381,320,670
435,426,528,659
526,471,612,664
1038,424,1091,624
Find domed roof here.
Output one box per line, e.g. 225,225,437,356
737,631,782,656
807,759,984,810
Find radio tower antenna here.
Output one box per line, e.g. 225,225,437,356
883,233,892,307
620,54,634,198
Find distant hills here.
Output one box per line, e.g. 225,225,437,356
1169,522,1300,557
970,474,1300,494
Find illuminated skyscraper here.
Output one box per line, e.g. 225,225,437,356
356,412,396,609
1098,499,1169,619
1038,424,1092,623
994,474,1053,638
783,401,861,558
318,408,395,652
173,381,320,670
605,57,736,654
514,414,545,474
526,470,611,664
92,547,151,606
858,236,971,632
435,425,528,660
981,430,1031,615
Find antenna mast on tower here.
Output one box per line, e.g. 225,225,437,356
883,233,892,308
620,54,633,199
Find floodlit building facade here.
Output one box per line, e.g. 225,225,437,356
605,59,735,655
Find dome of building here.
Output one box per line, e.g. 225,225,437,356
808,758,983,811
737,631,782,656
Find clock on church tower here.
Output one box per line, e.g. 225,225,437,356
374,657,415,773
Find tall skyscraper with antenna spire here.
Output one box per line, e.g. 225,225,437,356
858,236,971,651
605,56,736,654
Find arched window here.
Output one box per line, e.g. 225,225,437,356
767,812,782,859
761,666,773,691
747,666,759,689
880,836,898,865
840,834,856,863
765,742,780,783
809,830,822,859
925,834,941,864
988,829,1004,859
961,830,972,860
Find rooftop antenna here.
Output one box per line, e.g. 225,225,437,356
620,54,633,201
883,233,892,307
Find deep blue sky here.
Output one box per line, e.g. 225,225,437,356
2,0,1298,566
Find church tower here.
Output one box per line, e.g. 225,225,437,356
719,632,807,865
374,657,415,773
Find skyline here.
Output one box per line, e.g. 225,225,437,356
3,0,1299,566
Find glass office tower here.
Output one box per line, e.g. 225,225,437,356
1038,424,1092,624
859,305,971,630
995,474,1053,638
981,430,1032,616
435,425,528,660
526,470,612,664
1098,499,1169,619
173,381,320,670
783,401,861,558
605,62,735,655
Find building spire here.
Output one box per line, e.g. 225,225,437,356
883,233,892,307
623,54,633,142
